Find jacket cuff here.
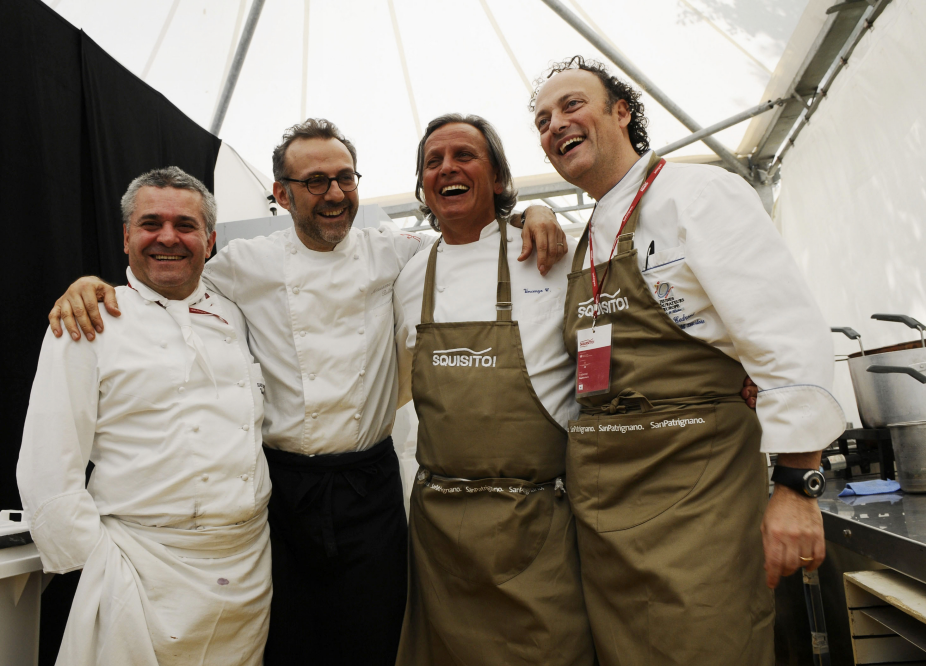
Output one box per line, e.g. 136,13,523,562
30,490,103,573
757,384,846,454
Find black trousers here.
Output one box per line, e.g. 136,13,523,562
262,438,408,666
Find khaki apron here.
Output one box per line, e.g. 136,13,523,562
396,221,596,666
563,154,774,666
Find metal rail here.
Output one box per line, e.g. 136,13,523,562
210,0,266,136
659,98,783,157
538,0,753,182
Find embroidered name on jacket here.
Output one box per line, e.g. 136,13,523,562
432,347,498,367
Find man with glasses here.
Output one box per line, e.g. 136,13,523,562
46,118,566,665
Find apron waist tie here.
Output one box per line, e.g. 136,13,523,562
416,468,567,498
581,389,745,415
264,436,394,558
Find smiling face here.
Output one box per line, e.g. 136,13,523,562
272,137,359,251
421,123,503,242
533,69,635,199
123,186,215,300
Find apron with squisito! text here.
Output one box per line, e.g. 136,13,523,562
395,220,595,666
563,153,774,666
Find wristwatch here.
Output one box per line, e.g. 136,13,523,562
771,465,826,498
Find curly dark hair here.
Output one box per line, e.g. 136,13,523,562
529,55,650,155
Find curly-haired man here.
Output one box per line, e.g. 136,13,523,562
531,56,844,665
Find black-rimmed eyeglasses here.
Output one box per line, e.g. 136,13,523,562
281,172,362,195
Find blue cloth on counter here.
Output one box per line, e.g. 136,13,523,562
837,492,903,506
838,479,902,497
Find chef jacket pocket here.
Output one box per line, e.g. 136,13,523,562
642,244,685,275
514,286,562,323
568,405,715,533
413,477,554,586
248,362,265,425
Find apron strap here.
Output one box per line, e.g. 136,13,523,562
616,151,662,254
420,219,513,324
421,237,441,324
496,219,512,322
572,151,663,267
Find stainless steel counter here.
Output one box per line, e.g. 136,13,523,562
819,474,926,583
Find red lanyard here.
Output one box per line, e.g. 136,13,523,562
587,158,665,321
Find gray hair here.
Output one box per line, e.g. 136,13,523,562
272,118,358,184
415,114,518,232
121,166,217,235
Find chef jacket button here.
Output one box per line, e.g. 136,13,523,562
144,300,151,306
224,337,232,344
359,369,365,377
311,412,318,419
242,424,250,431
290,248,297,254
437,286,445,293
359,285,365,292
292,286,300,294
160,340,167,348
201,474,209,482
507,236,513,242
299,330,306,337
354,413,361,420
242,474,249,482
192,425,200,432
178,386,185,393
437,247,443,253
309,373,316,380
353,254,359,260
238,380,246,387
358,328,365,335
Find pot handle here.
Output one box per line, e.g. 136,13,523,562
831,327,861,340
871,313,926,331
831,327,865,355
867,365,926,384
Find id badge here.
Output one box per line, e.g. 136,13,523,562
576,324,612,397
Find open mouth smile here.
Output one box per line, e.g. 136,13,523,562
559,136,586,155
151,254,186,261
440,184,470,197
318,207,347,218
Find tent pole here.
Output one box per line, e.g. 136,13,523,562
659,98,783,157
210,0,266,136
537,0,754,182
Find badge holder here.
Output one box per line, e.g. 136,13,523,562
576,322,612,397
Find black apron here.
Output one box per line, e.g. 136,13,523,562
262,437,408,666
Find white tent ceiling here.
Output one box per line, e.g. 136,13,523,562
45,0,810,204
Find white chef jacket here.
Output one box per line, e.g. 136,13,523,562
584,150,845,453
17,269,272,666
204,225,431,456
17,268,269,571
394,222,579,428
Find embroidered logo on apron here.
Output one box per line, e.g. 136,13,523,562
431,347,497,367
576,290,630,319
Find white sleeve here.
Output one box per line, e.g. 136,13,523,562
393,289,415,410
17,329,104,573
683,174,845,454
202,243,237,301
380,224,437,271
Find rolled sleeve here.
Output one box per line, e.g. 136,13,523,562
683,174,845,453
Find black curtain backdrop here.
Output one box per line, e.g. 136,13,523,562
2,1,221,661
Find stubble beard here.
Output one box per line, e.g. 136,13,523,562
290,198,356,249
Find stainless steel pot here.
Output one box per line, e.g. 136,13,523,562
887,421,926,493
833,314,926,428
